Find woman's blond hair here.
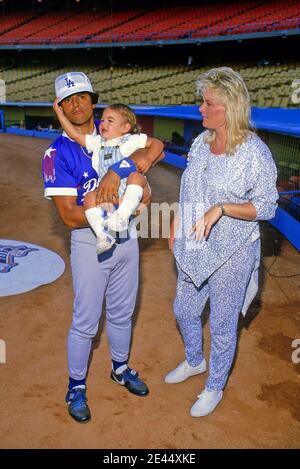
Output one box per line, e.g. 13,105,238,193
107,103,140,134
196,67,254,155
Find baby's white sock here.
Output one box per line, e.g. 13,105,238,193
118,184,143,219
85,207,106,237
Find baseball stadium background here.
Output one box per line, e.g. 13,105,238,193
0,0,300,452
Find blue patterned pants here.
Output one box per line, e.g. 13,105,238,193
174,240,259,391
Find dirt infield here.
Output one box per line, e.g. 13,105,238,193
0,133,299,449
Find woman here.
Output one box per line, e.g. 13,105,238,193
165,67,278,417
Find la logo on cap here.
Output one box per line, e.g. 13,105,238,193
65,77,76,88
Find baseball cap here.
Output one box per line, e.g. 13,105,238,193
55,71,98,104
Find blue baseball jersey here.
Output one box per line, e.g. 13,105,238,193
42,120,100,206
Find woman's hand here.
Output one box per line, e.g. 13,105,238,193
190,205,222,241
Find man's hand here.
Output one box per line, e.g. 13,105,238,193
133,154,152,173
95,170,121,206
131,149,165,174
130,148,153,173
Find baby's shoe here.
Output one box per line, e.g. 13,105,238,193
96,233,116,255
105,210,129,232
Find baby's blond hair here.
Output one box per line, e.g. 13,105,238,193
107,103,139,134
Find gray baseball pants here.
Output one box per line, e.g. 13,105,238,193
68,228,139,380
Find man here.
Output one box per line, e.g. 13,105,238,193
42,72,159,423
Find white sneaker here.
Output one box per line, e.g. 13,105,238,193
164,359,207,384
105,211,129,232
96,233,116,255
190,388,223,417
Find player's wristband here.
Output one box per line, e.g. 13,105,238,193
109,158,137,179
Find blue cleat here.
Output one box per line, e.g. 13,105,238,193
65,387,91,423
110,367,149,397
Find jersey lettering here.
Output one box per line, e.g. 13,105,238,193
82,178,98,198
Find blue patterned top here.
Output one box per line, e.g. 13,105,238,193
174,131,278,288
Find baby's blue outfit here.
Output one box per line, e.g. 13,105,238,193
173,131,278,391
